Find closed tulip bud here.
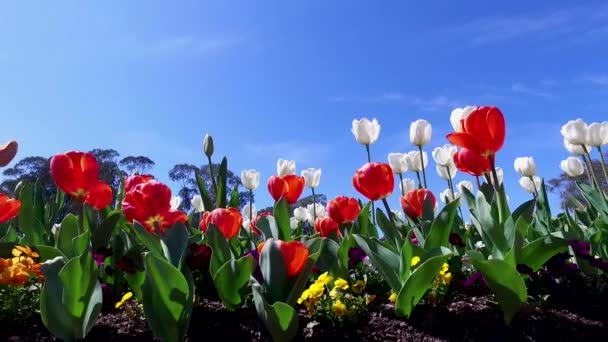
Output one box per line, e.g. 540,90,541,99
439,188,456,204
301,168,321,188
406,150,428,172
277,159,296,176
519,176,541,194
587,122,608,147
170,196,182,211
514,157,536,177
203,134,214,158
191,195,205,213
399,178,416,194
432,144,457,167
456,180,474,196
0,140,18,167
351,118,380,145
352,162,394,201
436,164,457,180
563,138,591,156
410,119,432,147
400,189,436,219
240,169,260,190
561,119,589,146
306,203,327,223
242,203,257,220
560,157,585,177
449,106,476,132
293,207,309,222
388,153,408,174
290,217,299,230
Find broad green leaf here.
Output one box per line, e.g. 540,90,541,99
212,255,256,310
316,238,340,273
56,214,80,258
399,238,414,280
476,192,509,255
132,221,164,258
259,239,289,304
228,184,240,209
160,222,189,269
421,195,436,222
252,284,299,342
72,230,91,257
195,172,215,211
91,211,122,250
285,239,325,306
274,198,292,241
215,157,229,208
205,224,234,276
577,181,608,216
125,271,145,300
352,234,401,291
256,215,281,240
34,245,66,261
354,202,376,237
517,235,569,271
424,199,460,250
18,182,47,245
376,208,401,248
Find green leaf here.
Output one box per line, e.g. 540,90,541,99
114,172,125,211
354,202,376,237
467,256,527,324
252,284,299,342
396,247,452,318
55,214,81,258
132,222,165,259
125,271,145,300
476,192,509,256
215,157,229,208
228,184,240,209
34,245,66,261
205,224,234,276
421,195,436,222
352,234,402,291
375,208,401,249
160,222,189,269
256,215,281,240
72,230,91,257
285,238,325,306
399,238,414,280
142,253,193,342
259,239,289,304
195,172,215,211
517,235,569,271
577,181,608,215
424,199,460,250
273,197,292,241
212,255,256,310
315,238,340,273
91,211,122,250
18,182,47,245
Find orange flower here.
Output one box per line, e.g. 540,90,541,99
0,193,21,223
400,189,436,219
447,106,506,157
199,208,243,239
314,217,340,238
326,196,360,224
353,162,394,201
257,239,309,277
0,264,31,286
50,151,113,210
0,140,18,167
267,175,305,204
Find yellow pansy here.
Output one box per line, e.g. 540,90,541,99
331,300,347,317
365,294,377,305
352,279,366,294
411,256,421,267
388,292,397,303
333,278,349,290
317,272,333,285
442,272,452,285
115,292,134,309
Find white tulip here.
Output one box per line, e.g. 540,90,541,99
293,207,309,222
306,203,326,224
406,150,428,172
351,118,380,145
277,159,296,176
456,180,474,196
450,106,476,132
242,204,257,220
475,241,486,249
392,210,404,221
290,217,299,230
399,178,416,194
439,188,456,204
519,176,541,193
514,157,537,177
432,144,457,167
388,153,408,174
436,164,457,180
170,196,182,211
561,119,589,146
243,219,252,232
563,138,591,155
301,168,321,188
560,157,585,177
410,119,432,147
191,195,205,213
241,169,260,190
490,167,504,186
587,122,608,147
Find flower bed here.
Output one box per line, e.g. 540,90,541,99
1,107,607,341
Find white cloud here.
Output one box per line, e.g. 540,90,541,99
582,73,608,86
328,92,460,111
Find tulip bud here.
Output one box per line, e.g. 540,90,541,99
406,150,428,172
449,106,476,132
191,195,205,213
290,217,299,230
388,153,408,174
0,140,18,167
519,176,541,194
432,144,457,167
301,168,321,188
410,119,432,147
399,178,416,194
294,207,309,222
241,169,261,190
203,134,214,158
514,157,537,177
561,119,589,146
587,122,608,147
170,196,182,211
306,203,326,224
563,138,590,156
242,203,257,220
352,162,394,201
436,164,457,180
277,159,296,176
560,157,585,177
440,188,455,204
456,180,474,195
351,118,380,145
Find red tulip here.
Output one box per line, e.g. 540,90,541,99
447,106,506,157
50,151,113,210
257,239,309,277
352,162,394,201
124,174,154,193
0,193,21,223
0,140,18,167
122,180,187,233
199,208,243,239
250,212,272,236
327,196,360,224
453,149,491,176
267,175,305,204
400,189,436,219
314,217,340,238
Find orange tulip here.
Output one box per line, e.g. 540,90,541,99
352,162,394,201
0,193,21,223
314,217,340,238
326,196,360,224
400,189,436,219
50,151,113,210
447,106,506,157
258,239,309,277
453,149,491,176
0,140,18,167
199,207,243,239
267,174,305,204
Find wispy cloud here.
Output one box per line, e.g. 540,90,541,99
511,83,552,98
118,34,243,58
582,73,608,86
242,142,335,165
329,92,460,111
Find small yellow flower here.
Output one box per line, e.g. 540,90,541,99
12,246,39,259
317,272,333,285
329,288,339,299
388,292,397,303
333,278,349,290
442,272,452,285
411,256,421,267
352,279,366,294
331,300,347,317
439,263,449,276
365,294,377,305
298,289,311,304
115,292,134,309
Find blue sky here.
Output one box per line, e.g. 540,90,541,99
1,0,607,213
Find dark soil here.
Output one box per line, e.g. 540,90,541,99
2,294,606,342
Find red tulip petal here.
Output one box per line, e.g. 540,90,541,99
282,175,305,204
0,140,18,167
267,176,288,202
50,153,79,195
485,106,506,152
85,180,113,210
278,240,309,277
446,132,482,153
0,197,21,223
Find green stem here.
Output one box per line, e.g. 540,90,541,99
207,155,218,199
446,166,455,200
529,176,538,198
381,198,395,227
312,187,317,223
365,144,377,226
418,146,427,188
581,153,595,186
248,189,255,245
78,202,85,235
475,176,481,191
597,146,608,190
489,155,506,223
398,173,405,196
415,171,422,189
582,145,601,191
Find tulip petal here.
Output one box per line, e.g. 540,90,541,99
485,106,506,152
85,180,113,210
278,240,309,277
50,153,79,195
446,132,482,153
282,175,305,204
0,196,21,223
267,176,288,202
0,140,18,167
